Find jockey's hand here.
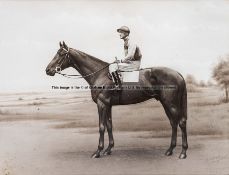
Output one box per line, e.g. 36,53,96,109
114,57,120,63
121,59,131,63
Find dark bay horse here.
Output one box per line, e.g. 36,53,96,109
46,41,188,159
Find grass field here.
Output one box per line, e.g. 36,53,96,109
0,87,229,175
0,86,228,138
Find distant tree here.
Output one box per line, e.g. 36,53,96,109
199,80,206,87
186,74,198,85
207,80,214,87
185,74,200,92
212,56,229,102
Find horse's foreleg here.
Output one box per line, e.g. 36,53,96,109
179,119,188,159
103,106,114,155
91,99,106,158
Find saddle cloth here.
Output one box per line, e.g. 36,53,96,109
120,71,139,82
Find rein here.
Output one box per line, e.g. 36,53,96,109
57,63,112,79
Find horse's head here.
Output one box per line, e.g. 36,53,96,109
46,41,72,76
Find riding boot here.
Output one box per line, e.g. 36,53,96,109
114,71,122,87
111,72,121,90
111,72,119,86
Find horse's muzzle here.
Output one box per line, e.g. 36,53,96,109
46,68,55,76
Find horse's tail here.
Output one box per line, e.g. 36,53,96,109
180,77,187,121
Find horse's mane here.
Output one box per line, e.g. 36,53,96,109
72,48,109,66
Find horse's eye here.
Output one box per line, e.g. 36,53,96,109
57,50,63,55
58,52,64,56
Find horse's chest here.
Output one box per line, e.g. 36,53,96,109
91,90,112,105
91,90,99,103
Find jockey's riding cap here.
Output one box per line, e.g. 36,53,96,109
117,26,130,34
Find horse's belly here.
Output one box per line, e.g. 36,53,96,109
112,90,153,105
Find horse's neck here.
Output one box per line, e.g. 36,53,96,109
70,49,108,85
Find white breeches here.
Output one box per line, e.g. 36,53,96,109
109,61,141,73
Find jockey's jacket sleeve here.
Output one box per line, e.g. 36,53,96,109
121,42,137,63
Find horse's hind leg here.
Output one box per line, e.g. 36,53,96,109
162,103,178,156
103,106,114,155
178,118,188,159
165,119,178,156
178,84,188,159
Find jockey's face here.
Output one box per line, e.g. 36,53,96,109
119,32,128,39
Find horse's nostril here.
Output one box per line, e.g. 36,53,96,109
46,68,50,72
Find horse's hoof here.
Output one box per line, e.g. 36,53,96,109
91,152,100,158
165,149,173,156
103,150,112,156
179,153,187,159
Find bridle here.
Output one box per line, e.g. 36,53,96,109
55,47,112,79
55,47,70,73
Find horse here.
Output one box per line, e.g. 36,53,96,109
46,41,188,159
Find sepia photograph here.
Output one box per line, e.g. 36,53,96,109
0,0,229,174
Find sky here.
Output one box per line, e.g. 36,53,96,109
0,0,229,92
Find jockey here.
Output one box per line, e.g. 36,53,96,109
109,26,142,88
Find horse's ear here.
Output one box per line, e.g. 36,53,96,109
59,41,62,47
63,41,68,49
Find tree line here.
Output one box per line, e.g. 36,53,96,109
185,55,229,103
212,55,229,102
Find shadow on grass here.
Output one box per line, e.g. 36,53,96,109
56,147,166,161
